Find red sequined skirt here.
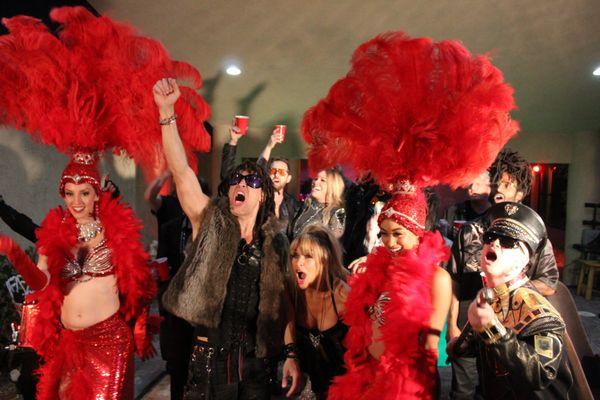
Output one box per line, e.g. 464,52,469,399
37,313,134,400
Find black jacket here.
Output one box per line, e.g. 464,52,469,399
447,213,559,327
0,198,38,243
460,284,572,399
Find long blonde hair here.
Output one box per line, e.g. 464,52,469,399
289,224,348,298
320,168,345,226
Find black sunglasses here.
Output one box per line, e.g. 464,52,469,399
482,232,520,249
228,173,263,189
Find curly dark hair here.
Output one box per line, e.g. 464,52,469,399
489,149,532,197
218,161,275,242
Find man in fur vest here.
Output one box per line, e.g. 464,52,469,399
153,78,301,399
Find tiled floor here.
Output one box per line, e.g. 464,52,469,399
141,287,599,399
1,288,595,400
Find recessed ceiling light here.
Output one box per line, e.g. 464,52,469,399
226,64,242,76
593,66,600,76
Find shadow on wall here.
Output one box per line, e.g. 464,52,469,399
0,132,143,246
232,81,306,158
200,71,223,107
236,82,267,117
0,136,68,248
263,113,302,158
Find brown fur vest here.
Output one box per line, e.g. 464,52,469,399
162,197,290,358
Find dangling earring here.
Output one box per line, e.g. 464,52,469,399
94,201,99,220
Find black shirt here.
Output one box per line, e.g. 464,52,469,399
203,240,261,355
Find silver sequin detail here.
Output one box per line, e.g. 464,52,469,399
62,239,113,281
367,292,391,325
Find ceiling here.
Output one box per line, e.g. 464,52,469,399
8,1,600,158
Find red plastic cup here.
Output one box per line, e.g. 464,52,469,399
234,115,250,135
150,257,170,282
274,124,287,142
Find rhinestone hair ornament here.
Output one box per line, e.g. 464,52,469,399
59,151,101,195
378,180,427,237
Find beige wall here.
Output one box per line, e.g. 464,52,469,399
507,131,573,164
506,130,600,284
2,125,598,282
564,131,600,284
0,127,143,249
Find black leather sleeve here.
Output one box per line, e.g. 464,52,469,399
487,317,566,391
447,221,486,300
256,156,267,169
0,199,39,243
446,228,463,279
527,239,559,290
220,143,237,182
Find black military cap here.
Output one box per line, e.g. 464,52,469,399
486,202,547,253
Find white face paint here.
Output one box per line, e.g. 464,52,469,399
481,237,530,287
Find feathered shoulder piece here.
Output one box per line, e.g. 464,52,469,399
0,6,211,180
302,31,518,188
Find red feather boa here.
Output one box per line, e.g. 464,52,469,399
31,193,156,379
329,231,448,400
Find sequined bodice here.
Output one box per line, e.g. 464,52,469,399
62,239,114,281
367,291,390,325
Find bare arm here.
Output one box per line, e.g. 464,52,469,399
446,228,464,340
334,279,350,316
143,171,170,212
153,78,209,237
428,267,453,352
447,288,461,339
282,288,300,397
258,128,283,163
37,254,51,289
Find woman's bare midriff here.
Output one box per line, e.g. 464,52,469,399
60,275,120,330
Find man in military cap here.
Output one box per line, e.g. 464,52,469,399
450,202,572,399
446,149,559,399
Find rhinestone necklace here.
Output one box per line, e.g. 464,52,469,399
77,220,103,242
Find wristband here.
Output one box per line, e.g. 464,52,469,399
159,114,177,126
283,343,299,360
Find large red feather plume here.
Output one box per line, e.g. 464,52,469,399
0,7,211,180
302,32,518,188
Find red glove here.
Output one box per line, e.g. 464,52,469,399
133,307,160,360
0,235,47,291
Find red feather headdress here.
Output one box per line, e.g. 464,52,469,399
302,32,518,190
0,7,211,180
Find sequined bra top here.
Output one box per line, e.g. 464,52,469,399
61,239,114,281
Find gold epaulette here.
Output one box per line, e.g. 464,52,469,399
500,287,564,334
